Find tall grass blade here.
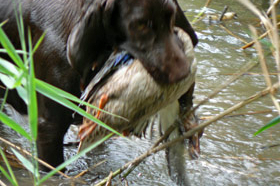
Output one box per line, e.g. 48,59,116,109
14,2,27,64
32,32,45,54
27,29,37,140
38,133,113,185
255,116,280,135
0,165,16,186
35,79,122,136
34,78,127,121
10,148,35,176
0,88,8,112
27,29,40,181
0,25,24,70
0,112,32,141
0,48,27,55
0,149,18,186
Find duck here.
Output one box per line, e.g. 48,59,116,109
77,27,201,169
77,27,201,185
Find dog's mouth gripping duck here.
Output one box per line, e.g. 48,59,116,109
78,27,202,160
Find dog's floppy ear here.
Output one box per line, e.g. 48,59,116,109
67,0,117,83
172,0,198,47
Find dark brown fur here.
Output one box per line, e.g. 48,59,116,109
0,0,197,170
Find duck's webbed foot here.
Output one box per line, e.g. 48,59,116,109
185,112,203,159
78,94,109,151
178,83,203,159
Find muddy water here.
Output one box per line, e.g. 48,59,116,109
1,0,280,185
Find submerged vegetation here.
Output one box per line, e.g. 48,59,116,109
0,0,279,185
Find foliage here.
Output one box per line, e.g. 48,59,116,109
0,10,119,186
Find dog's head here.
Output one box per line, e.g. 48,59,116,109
116,0,190,84
67,0,194,84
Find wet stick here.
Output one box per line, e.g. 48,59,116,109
241,22,280,49
219,24,249,44
191,0,212,24
94,83,279,186
0,137,69,179
219,6,228,21
200,109,274,120
250,25,280,114
267,0,280,16
190,60,258,114
74,160,106,179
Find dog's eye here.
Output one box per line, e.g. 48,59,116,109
136,23,147,31
131,20,151,32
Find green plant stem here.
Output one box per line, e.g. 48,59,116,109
0,149,18,186
0,88,8,112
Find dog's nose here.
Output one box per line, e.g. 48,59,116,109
167,50,190,83
162,34,190,84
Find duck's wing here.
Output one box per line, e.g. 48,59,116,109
80,51,133,102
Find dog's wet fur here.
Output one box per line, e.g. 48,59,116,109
0,0,197,170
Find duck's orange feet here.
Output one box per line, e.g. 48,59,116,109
78,122,97,140
96,94,109,118
187,124,203,159
78,94,109,141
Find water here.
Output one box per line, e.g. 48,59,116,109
1,0,280,185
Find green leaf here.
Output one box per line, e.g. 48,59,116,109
0,165,17,186
27,29,38,140
0,88,8,112
0,59,25,89
35,79,122,136
16,85,28,105
0,48,27,55
34,78,128,121
32,32,45,54
0,24,25,70
0,149,18,186
11,148,35,174
0,74,17,89
0,58,20,76
255,116,280,136
38,133,113,185
0,112,32,141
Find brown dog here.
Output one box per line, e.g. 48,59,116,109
0,0,197,170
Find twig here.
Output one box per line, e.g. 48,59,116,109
237,0,275,47
221,72,279,76
219,24,248,44
196,82,279,131
0,148,24,168
0,85,6,90
266,0,280,16
74,159,107,178
200,109,273,120
94,82,280,186
204,0,212,7
241,22,280,49
105,171,113,186
250,25,280,114
191,0,212,24
192,60,258,113
202,155,280,161
269,1,280,86
121,124,177,179
0,179,7,186
250,26,272,88
219,6,228,21
0,137,69,179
